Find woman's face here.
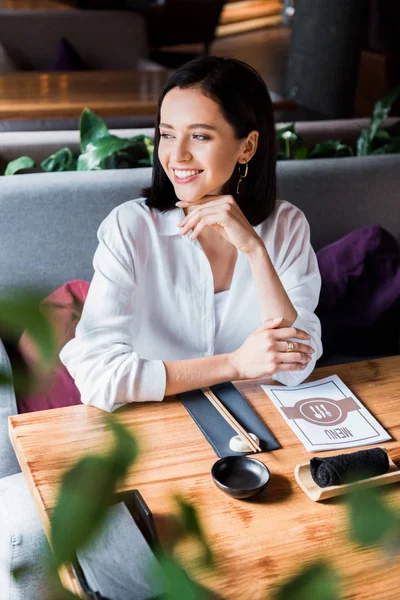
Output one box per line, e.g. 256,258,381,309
158,87,249,204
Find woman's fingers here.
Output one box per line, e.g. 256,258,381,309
274,327,311,341
274,362,310,371
278,351,312,364
276,340,314,355
178,205,233,235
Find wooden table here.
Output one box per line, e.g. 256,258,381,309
0,0,75,9
0,71,171,120
9,356,400,599
0,70,295,120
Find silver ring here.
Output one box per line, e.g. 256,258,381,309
286,341,294,353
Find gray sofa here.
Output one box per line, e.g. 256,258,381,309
1,154,400,365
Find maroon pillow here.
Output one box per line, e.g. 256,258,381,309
48,37,89,71
17,280,90,414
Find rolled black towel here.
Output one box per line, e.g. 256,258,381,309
310,448,389,488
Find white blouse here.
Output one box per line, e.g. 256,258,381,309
60,198,322,412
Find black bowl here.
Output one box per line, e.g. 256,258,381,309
211,456,270,499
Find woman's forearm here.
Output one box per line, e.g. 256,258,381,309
247,244,297,327
163,353,238,396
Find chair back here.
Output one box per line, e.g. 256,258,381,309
147,0,225,50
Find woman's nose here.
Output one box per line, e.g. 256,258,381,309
172,140,192,162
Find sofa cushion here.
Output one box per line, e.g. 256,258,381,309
48,37,88,71
17,280,89,414
316,225,400,357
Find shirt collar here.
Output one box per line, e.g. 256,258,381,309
155,207,185,236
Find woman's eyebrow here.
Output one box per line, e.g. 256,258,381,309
159,122,218,131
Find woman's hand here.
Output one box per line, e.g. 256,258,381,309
176,195,263,255
229,317,314,380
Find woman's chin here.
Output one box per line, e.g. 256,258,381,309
174,188,205,204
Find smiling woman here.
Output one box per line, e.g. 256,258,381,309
59,56,322,410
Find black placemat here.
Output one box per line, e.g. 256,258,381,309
178,382,279,457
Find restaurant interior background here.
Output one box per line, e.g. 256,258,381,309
2,2,400,600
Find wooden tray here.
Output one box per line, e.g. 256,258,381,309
294,455,400,502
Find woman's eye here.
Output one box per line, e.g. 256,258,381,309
160,133,174,139
193,134,211,141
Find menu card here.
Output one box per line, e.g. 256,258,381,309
261,375,391,452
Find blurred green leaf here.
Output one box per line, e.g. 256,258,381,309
144,135,155,163
175,496,214,568
293,137,308,160
373,129,391,143
357,128,371,156
5,156,36,176
107,416,138,477
156,554,213,600
276,124,298,160
275,562,339,600
79,108,110,153
348,487,398,546
0,291,57,367
369,86,400,142
51,455,116,566
308,140,353,159
275,123,297,142
51,416,137,566
41,148,77,172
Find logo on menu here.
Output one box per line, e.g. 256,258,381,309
281,397,360,427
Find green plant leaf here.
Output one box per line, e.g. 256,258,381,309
369,86,400,142
155,554,213,600
373,129,391,142
275,562,339,600
77,135,139,170
293,136,308,160
51,416,137,566
79,108,110,153
348,487,398,546
107,417,138,477
144,135,155,162
175,496,214,568
275,123,297,142
357,128,371,156
5,156,36,176
275,124,298,159
41,148,77,172
51,455,116,566
0,291,57,367
308,140,353,159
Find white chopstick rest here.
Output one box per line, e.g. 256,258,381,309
229,434,260,453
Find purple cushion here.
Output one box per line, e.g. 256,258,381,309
48,37,88,71
316,225,400,356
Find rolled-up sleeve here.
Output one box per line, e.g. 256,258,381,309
60,211,166,412
270,203,323,386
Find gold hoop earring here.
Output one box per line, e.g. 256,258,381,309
236,161,248,195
